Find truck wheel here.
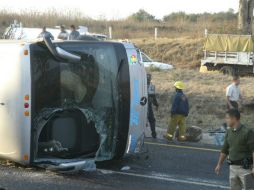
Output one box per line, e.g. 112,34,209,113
220,66,235,76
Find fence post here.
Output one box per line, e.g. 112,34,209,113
109,26,112,39
205,28,208,37
155,27,158,40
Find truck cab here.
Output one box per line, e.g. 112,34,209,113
0,36,147,172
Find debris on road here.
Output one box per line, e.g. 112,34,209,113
176,126,203,142
121,166,131,171
83,160,97,172
208,126,227,146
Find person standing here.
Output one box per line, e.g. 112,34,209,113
215,109,254,190
37,26,54,40
226,76,242,110
57,25,69,40
164,81,189,142
68,25,80,40
147,74,159,139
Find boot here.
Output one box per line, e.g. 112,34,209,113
150,121,157,139
163,134,173,142
178,135,187,142
151,131,157,139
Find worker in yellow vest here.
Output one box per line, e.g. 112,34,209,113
164,81,189,142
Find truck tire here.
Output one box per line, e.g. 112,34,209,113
220,66,235,76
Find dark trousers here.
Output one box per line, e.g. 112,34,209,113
227,101,239,110
148,106,156,135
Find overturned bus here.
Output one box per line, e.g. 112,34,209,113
0,35,147,172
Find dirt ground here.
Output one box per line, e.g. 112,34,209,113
149,69,254,131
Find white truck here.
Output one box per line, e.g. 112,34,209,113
0,35,147,172
201,34,254,75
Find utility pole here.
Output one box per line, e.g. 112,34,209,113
238,0,254,34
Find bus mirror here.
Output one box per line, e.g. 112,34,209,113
56,47,81,62
43,33,81,63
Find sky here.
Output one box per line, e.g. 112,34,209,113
1,0,239,19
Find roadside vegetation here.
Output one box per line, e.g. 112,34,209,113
0,8,239,39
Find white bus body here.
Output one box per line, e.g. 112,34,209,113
0,38,147,172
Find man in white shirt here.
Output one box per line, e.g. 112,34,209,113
226,76,242,110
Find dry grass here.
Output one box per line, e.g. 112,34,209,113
0,9,238,39
150,69,254,131
133,37,203,68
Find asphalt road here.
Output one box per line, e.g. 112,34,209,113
0,138,229,190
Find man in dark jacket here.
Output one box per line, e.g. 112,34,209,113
147,74,159,138
164,81,189,142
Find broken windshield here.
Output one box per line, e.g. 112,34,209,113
31,42,118,112
30,42,120,161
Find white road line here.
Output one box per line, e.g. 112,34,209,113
98,169,229,189
145,141,220,152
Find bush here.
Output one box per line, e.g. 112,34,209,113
163,10,237,23
128,9,156,22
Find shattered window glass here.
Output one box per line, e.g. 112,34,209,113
30,43,120,161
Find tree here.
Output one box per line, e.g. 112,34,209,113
129,9,156,22
163,12,188,22
228,8,235,14
238,0,254,34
